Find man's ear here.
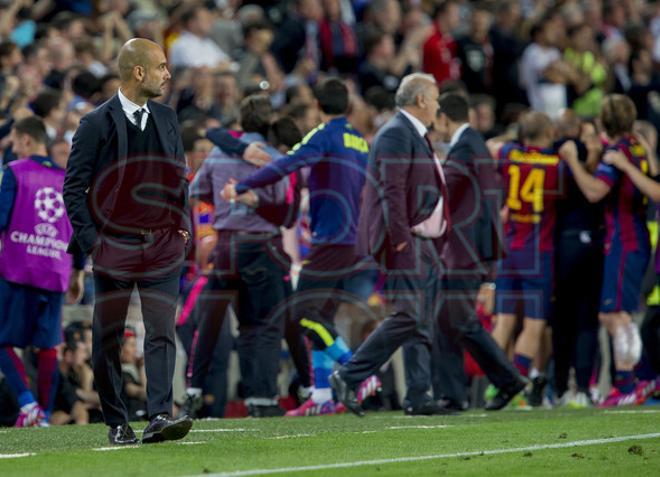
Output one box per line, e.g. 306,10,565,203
134,65,145,82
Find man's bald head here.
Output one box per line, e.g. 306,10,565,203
116,38,170,100
117,38,162,82
519,111,554,144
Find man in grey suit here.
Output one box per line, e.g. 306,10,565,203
331,73,452,416
431,93,526,412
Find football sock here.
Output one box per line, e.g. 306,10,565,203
0,347,35,407
614,370,635,394
311,350,333,403
186,387,203,397
513,354,532,377
37,348,58,415
310,387,333,404
325,337,352,365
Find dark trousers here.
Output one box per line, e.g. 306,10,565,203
552,231,603,395
283,285,312,388
431,274,521,405
92,229,184,426
641,305,660,375
343,239,440,408
189,235,287,400
177,293,233,417
294,245,376,352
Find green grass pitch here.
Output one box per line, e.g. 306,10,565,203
1,407,659,476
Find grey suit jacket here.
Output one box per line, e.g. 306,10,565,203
358,111,446,270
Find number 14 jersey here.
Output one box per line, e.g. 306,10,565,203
498,143,564,252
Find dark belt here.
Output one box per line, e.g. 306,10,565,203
103,226,172,238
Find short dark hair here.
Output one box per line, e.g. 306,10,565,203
269,116,302,149
364,86,395,111
181,6,204,27
72,71,99,99
13,116,48,146
0,41,17,60
285,84,307,104
240,94,272,136
362,27,386,57
314,78,349,115
283,101,311,121
181,124,204,153
437,93,469,122
432,0,458,20
31,88,63,118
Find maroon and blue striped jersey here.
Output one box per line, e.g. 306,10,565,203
499,143,564,252
595,135,650,253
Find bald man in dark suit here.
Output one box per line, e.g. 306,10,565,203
64,39,193,445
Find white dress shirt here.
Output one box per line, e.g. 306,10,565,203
400,108,428,138
118,88,150,131
449,123,470,148
398,110,448,239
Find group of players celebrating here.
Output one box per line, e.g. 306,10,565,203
490,94,658,408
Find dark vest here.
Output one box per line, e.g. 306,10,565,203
108,114,172,231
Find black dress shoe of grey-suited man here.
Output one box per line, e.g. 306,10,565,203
142,414,193,444
435,398,468,413
484,377,529,411
404,399,461,416
330,370,365,417
108,423,139,445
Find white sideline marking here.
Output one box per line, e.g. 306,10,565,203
188,432,660,477
266,434,314,440
178,441,207,446
265,426,450,439
604,410,660,415
0,453,35,459
386,425,450,430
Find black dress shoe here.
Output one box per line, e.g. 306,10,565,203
142,413,193,444
404,400,460,416
108,424,139,445
436,398,466,412
485,377,529,411
329,370,364,417
528,375,548,407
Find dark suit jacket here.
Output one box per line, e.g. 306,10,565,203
358,111,446,269
441,126,506,275
271,17,307,74
63,94,190,256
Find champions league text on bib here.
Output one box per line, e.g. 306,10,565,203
0,159,73,292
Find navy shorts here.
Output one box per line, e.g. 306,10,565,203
0,278,63,348
600,243,650,313
495,250,554,320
